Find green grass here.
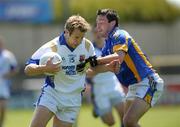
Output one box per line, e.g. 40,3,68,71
4,105,180,127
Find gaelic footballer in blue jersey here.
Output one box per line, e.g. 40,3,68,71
95,9,164,127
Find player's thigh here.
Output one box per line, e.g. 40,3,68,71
124,99,132,114
30,105,54,127
124,97,150,123
114,102,124,117
53,116,73,127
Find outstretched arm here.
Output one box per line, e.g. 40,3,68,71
97,51,126,65
86,59,120,78
76,50,125,74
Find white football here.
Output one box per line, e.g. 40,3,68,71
39,52,62,75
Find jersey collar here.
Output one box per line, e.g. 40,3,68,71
59,32,75,52
108,27,119,39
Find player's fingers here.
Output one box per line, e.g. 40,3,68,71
54,61,61,66
112,60,120,73
46,57,54,64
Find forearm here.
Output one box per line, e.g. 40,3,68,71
24,64,46,76
86,64,112,78
93,64,112,73
97,51,126,65
97,53,120,64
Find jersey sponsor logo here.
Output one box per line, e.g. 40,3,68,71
62,65,76,75
68,54,76,63
62,57,66,63
66,70,76,75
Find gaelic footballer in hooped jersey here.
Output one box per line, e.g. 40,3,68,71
102,28,154,86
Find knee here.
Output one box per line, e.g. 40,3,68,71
103,119,115,126
123,116,136,127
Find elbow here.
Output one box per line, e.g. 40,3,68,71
24,66,32,76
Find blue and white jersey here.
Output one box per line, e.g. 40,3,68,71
26,33,95,93
0,49,17,98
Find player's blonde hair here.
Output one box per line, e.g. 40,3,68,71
64,15,91,34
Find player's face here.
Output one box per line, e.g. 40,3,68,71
96,15,111,38
66,29,85,48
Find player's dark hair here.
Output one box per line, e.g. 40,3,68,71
97,9,119,27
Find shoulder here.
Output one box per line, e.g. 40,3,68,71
2,49,15,59
31,37,59,59
111,29,132,44
84,38,93,52
112,29,131,38
42,37,59,52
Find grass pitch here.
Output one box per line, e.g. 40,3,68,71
4,105,180,127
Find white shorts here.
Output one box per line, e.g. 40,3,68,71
36,85,82,123
126,73,164,107
94,89,125,116
0,83,10,99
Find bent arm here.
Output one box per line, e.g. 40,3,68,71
25,59,61,76
97,51,126,65
24,64,46,76
87,50,126,77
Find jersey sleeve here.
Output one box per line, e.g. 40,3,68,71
112,30,132,53
84,38,96,57
89,42,96,57
8,52,17,71
26,43,53,65
101,41,108,57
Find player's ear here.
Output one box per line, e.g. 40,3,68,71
110,20,116,28
64,29,70,36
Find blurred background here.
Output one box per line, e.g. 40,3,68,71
0,0,180,127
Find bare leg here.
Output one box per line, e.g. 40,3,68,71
53,116,73,127
115,102,124,127
101,111,115,127
0,100,7,127
123,98,150,127
29,105,54,127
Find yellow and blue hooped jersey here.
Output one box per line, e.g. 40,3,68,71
102,27,155,86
